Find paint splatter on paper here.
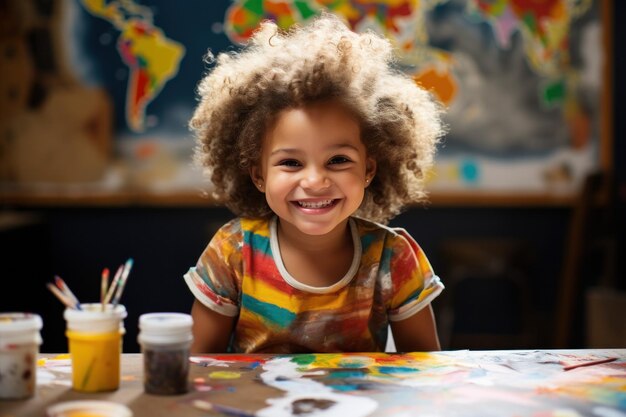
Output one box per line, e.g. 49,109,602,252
190,350,626,417
209,371,242,379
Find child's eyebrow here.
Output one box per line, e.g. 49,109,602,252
270,148,300,156
270,144,360,156
330,144,360,152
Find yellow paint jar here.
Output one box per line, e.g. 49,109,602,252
64,304,127,392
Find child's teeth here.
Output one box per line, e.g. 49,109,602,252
299,200,333,208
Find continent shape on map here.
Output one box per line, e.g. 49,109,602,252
80,0,185,132
469,0,589,78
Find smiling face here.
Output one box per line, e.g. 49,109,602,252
250,101,376,238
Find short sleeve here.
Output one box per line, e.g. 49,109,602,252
183,220,243,317
387,228,444,322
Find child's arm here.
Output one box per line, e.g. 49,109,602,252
190,299,236,353
390,304,441,352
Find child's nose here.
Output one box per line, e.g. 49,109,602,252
301,167,330,190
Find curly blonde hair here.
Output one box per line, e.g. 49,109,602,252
190,13,444,224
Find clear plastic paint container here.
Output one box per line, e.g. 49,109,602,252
0,312,43,399
46,400,133,417
137,312,193,395
64,304,127,392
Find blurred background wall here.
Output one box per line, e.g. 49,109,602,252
1,0,624,353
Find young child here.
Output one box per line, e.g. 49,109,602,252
184,13,445,353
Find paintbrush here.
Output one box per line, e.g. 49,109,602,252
54,276,82,310
192,399,256,417
47,282,78,310
102,263,124,307
563,357,617,371
101,268,109,311
111,258,133,307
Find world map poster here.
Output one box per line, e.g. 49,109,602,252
64,0,607,198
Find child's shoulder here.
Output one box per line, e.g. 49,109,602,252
351,216,415,244
208,217,272,255
214,217,272,238
352,217,429,269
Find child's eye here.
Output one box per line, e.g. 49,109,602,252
278,159,301,167
328,156,351,165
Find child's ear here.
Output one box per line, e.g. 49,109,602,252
365,157,376,187
249,166,265,192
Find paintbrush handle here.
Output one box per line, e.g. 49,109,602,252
103,264,123,306
192,400,255,417
563,357,617,371
47,283,77,310
55,276,81,308
112,259,133,307
101,268,109,311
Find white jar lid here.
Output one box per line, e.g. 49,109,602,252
0,313,43,347
138,312,193,345
46,400,133,417
64,303,127,333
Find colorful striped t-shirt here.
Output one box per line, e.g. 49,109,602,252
184,216,443,353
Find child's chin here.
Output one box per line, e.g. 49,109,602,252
292,220,348,237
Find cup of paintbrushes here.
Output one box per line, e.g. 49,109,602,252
64,303,127,392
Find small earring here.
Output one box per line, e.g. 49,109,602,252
365,178,370,183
